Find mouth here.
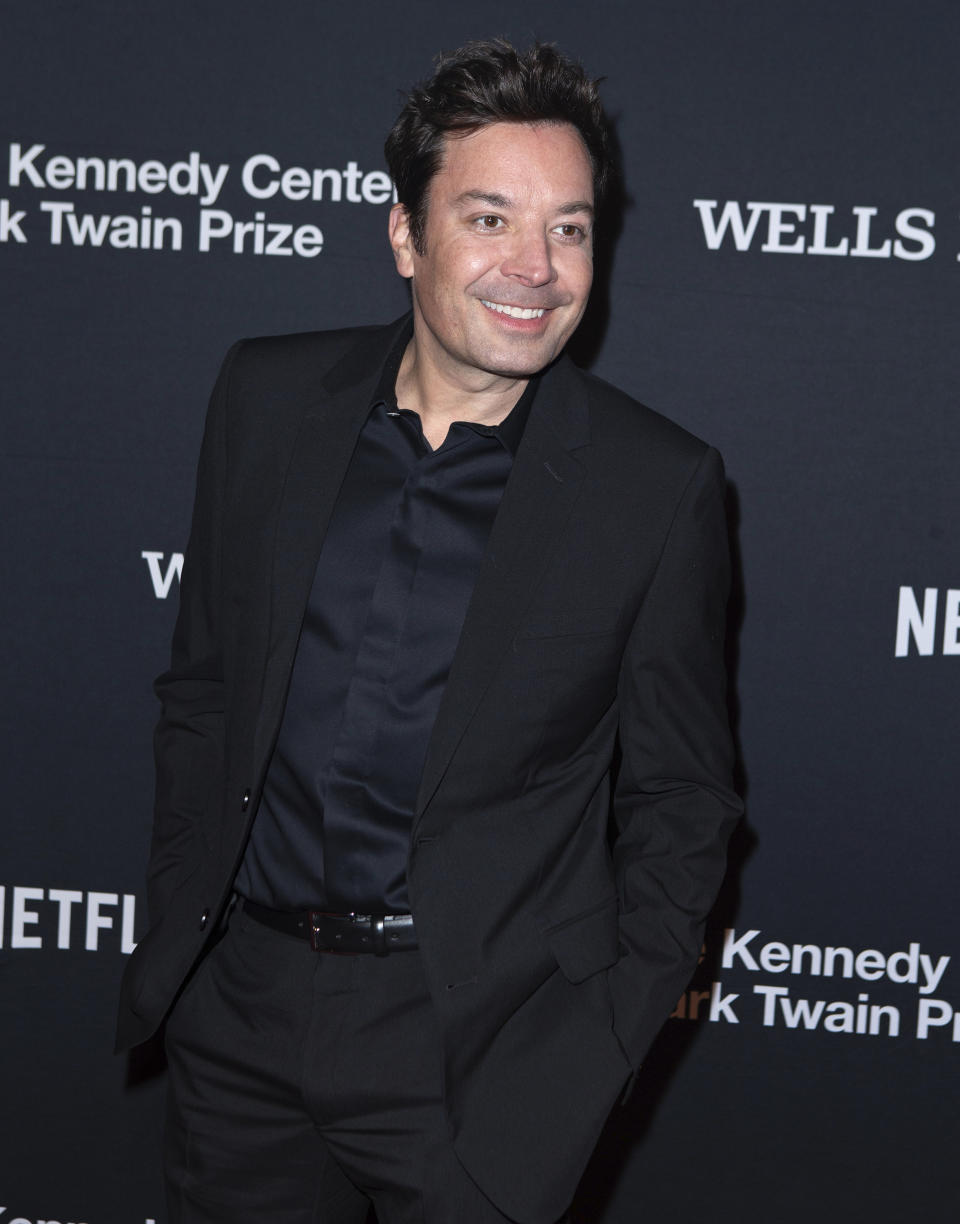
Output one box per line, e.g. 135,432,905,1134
480,299,547,320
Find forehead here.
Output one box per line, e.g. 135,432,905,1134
431,121,594,206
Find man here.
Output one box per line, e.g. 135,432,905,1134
117,39,742,1224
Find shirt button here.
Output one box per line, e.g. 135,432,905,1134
241,789,251,811
199,908,210,930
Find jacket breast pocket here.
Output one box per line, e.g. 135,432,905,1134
544,895,621,983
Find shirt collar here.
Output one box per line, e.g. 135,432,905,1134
370,319,539,458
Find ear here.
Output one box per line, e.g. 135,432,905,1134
388,203,415,279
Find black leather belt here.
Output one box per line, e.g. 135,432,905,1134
242,899,417,955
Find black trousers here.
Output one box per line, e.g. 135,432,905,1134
163,904,526,1223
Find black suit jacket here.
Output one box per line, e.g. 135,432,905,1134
117,315,742,1223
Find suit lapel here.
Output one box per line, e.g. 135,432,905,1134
249,325,593,811
252,318,410,771
415,355,591,821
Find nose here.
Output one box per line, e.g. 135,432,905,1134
500,227,557,287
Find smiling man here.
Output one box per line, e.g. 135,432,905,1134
117,39,742,1224
387,119,595,446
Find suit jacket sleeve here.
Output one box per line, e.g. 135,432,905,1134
608,444,742,1067
146,343,240,926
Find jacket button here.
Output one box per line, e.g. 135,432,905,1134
199,908,210,930
241,789,251,811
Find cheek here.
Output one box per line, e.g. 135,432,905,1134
424,258,480,301
565,252,594,300
462,263,500,293
447,237,499,283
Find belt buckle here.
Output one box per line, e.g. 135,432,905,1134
308,911,388,955
309,909,346,953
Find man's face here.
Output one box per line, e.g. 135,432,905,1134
389,121,595,387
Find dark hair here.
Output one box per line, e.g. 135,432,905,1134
385,39,611,253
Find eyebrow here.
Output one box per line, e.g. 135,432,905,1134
454,190,594,218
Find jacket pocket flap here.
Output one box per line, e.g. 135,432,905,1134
545,896,620,983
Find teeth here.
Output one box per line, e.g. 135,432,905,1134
481,300,545,320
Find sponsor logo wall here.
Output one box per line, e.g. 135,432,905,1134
0,885,138,952
3,143,394,258
693,199,940,260
674,928,959,1043
3,4,957,1221
895,586,960,656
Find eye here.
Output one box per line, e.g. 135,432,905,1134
554,223,587,241
475,214,504,230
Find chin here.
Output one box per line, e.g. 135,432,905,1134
481,341,565,379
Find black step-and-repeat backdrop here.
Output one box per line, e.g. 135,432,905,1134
3,3,958,1220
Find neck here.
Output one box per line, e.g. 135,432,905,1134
395,333,528,450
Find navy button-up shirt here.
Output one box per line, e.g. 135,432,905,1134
236,333,536,912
